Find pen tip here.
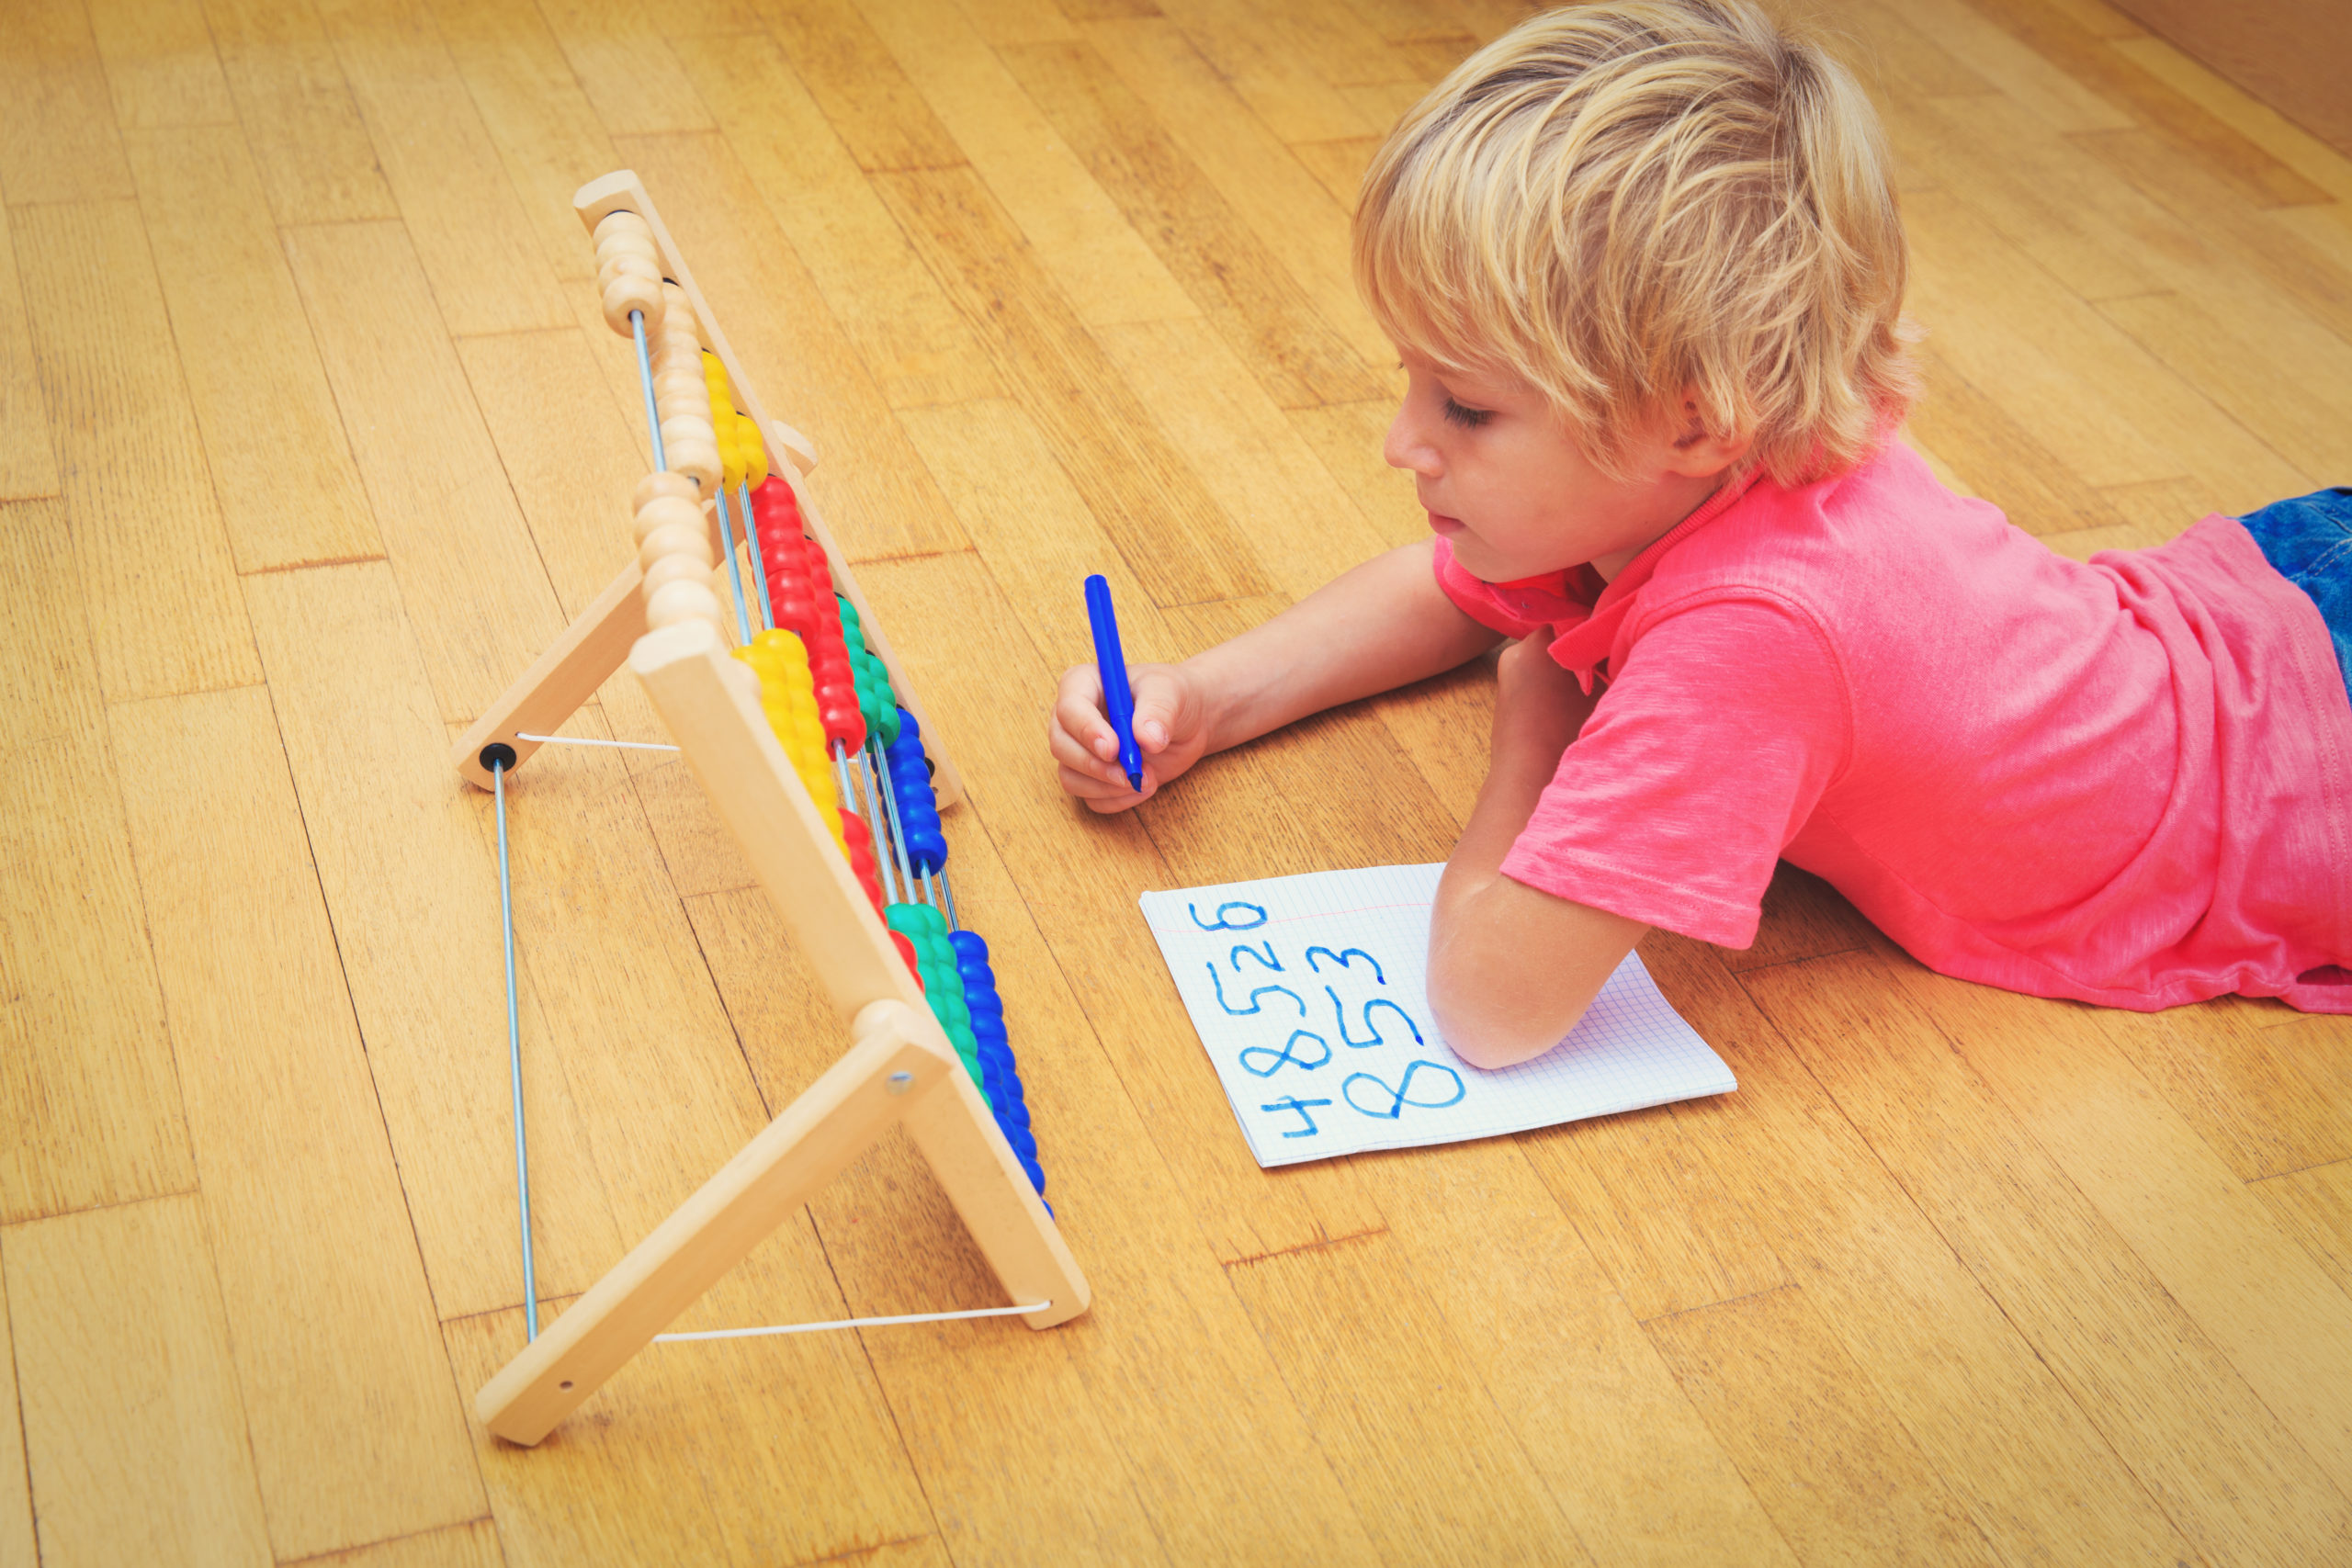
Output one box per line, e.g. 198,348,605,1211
1125,772,1144,792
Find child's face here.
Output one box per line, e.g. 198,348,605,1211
1384,352,1733,583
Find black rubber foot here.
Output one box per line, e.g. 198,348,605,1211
480,742,519,773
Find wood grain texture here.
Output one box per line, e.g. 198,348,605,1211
111,685,484,1559
4,1196,273,1567
5,0,2350,1556
13,200,260,704
122,127,380,574
0,502,196,1224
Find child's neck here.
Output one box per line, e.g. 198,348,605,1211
1591,467,1736,581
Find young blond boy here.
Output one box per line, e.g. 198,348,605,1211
1048,0,2352,1064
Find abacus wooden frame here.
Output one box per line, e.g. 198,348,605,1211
448,171,967,807
464,173,1088,1449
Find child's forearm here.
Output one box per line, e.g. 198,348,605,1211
1185,541,1500,754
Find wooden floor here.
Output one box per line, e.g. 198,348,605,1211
3,0,2350,1562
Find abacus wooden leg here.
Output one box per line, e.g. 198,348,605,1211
450,561,650,789
475,999,958,1447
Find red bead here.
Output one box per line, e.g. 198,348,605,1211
890,931,923,990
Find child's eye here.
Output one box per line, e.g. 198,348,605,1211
1442,397,1492,429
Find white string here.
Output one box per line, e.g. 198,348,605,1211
515,732,680,752
654,1301,1050,1343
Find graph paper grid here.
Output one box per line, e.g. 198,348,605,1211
1139,863,1736,1168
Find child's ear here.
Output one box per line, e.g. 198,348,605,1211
1663,398,1750,477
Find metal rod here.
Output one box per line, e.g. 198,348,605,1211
740,480,775,631
654,1301,1051,1343
713,482,753,646
939,864,961,931
492,761,538,1342
514,732,678,752
631,310,665,474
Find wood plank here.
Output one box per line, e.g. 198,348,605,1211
2095,996,2352,1182
446,1284,932,1568
0,500,196,1224
1904,341,2140,532
2096,288,2352,483
0,1225,33,1568
1094,317,1390,596
317,0,571,335
2256,1158,2352,1303
860,0,1201,329
453,328,667,752
85,0,235,129
112,685,486,1559
688,877,1376,1561
670,31,1003,412
1874,0,2134,134
1879,953,2352,1501
1515,1102,1788,1324
872,167,1265,605
122,126,381,574
202,0,398,224
531,0,712,138
1843,1,1999,102
4,1195,273,1567
1637,936,2199,1564
0,0,134,205
1644,1286,2002,1566
1226,1233,1590,1564
2109,33,2352,204
0,202,60,501
296,1519,503,1568
1905,186,2311,509
1721,863,1876,975
13,200,261,703
611,132,971,560
1741,950,2352,1567
1366,1135,1797,1565
1961,0,2331,209
281,220,567,723
1152,0,1389,143
427,0,617,286
241,562,619,1321
998,37,1389,409
763,0,962,174
1286,135,1381,212
1083,17,1392,367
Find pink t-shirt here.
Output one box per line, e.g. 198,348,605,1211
1433,441,2352,1012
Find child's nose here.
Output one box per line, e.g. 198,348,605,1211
1383,411,1442,478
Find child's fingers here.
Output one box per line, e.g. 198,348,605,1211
1127,669,1186,753
1057,761,1149,810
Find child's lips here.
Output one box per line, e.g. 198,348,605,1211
1426,511,1464,536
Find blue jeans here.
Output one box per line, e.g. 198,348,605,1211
2241,487,2352,700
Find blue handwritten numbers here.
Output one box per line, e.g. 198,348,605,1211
1261,1097,1333,1138
1189,901,1268,931
1343,1061,1467,1119
1207,966,1306,1017
1324,987,1427,1048
1306,946,1385,984
1228,941,1283,973
1240,1030,1331,1077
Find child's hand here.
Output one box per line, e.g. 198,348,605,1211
1048,660,1213,812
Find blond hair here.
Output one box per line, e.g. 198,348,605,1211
1355,0,1917,484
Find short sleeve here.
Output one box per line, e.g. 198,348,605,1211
1432,538,1553,639
1502,595,1850,948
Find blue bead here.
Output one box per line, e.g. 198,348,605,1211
949,930,990,964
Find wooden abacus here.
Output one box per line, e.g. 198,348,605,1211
456,171,1089,1449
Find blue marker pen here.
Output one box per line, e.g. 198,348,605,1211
1083,574,1146,792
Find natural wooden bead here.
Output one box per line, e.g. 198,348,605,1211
642,550,716,599
645,576,724,632
665,437,723,493
636,522,713,573
631,471,698,513
631,491,704,547
600,272,663,335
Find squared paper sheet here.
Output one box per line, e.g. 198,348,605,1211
1140,863,1735,1167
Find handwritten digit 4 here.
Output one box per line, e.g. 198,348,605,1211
1239,1030,1331,1077
1343,1061,1466,1119
1261,1097,1333,1139
1189,900,1268,931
